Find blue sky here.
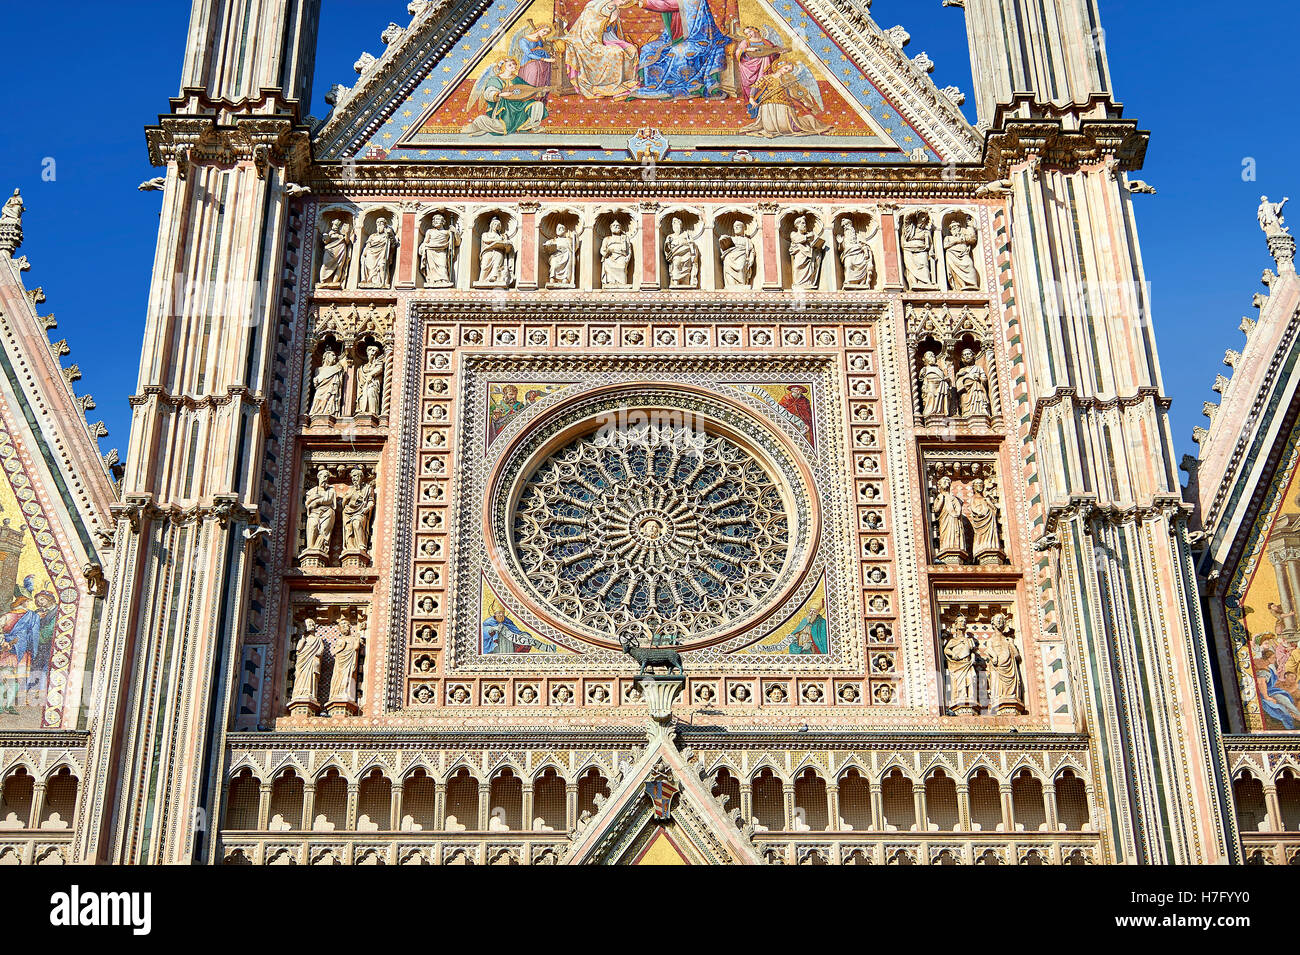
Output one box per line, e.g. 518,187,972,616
0,0,1293,471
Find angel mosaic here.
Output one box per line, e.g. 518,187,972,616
462,57,550,136
741,57,833,138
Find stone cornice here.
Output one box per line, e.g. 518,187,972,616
981,117,1150,179
0,730,89,750
128,385,266,412
110,492,259,531
409,297,890,323
145,114,313,181
1042,493,1192,539
1028,386,1172,439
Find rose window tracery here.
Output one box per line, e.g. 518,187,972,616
510,423,792,641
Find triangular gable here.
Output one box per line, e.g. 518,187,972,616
315,0,979,164
564,720,762,864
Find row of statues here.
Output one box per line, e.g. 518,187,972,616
943,613,1025,715
300,467,377,568
931,474,1006,566
315,209,984,292
289,616,366,717
918,346,992,420
308,344,385,419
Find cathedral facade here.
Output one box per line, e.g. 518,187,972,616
0,0,1288,865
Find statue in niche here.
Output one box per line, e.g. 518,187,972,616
837,219,875,289
328,618,364,712
918,350,952,418
341,468,377,557
308,349,348,418
664,216,703,289
359,217,399,289
984,613,1025,713
943,615,979,714
543,221,578,289
354,345,385,417
418,214,460,288
901,211,937,289
475,217,517,288
932,474,968,564
600,219,634,288
290,618,326,710
302,468,338,558
966,478,1005,564
719,218,758,289
318,218,355,289
954,348,992,419
944,218,981,290
787,215,824,290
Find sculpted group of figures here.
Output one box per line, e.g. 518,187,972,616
917,345,992,421
316,207,982,293
942,612,1026,715
288,615,366,717
461,0,837,140
308,343,386,419
300,467,377,568
930,471,1006,566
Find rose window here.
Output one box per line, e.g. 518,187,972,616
510,423,793,641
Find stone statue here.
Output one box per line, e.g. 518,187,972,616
933,475,968,564
290,618,326,707
475,217,517,288
919,350,952,418
944,219,981,290
308,349,348,418
954,348,992,418
788,215,823,290
837,220,876,289
359,217,399,289
354,345,385,417
0,189,23,224
318,218,354,288
984,613,1024,713
328,619,364,711
719,219,758,289
1258,196,1290,238
664,217,703,289
600,219,634,288
302,468,338,557
943,615,978,713
418,214,460,288
341,469,376,556
966,478,1004,564
543,222,578,289
902,211,937,289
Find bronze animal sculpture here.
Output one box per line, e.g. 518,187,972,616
619,634,684,677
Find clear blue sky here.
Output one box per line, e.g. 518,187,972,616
0,0,1293,471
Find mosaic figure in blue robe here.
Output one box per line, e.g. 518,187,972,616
634,0,731,100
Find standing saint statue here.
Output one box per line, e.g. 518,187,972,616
719,219,758,289
475,217,517,288
600,219,634,288
664,216,702,289
919,350,952,418
944,219,981,290
302,468,338,558
359,217,399,289
1258,196,1290,238
933,475,968,564
837,220,875,289
966,478,1004,565
418,214,460,288
788,215,823,290
308,349,348,418
290,618,326,711
984,614,1025,713
341,469,377,557
318,218,355,289
544,222,578,288
354,345,385,417
0,189,23,224
328,619,364,712
902,211,937,289
943,615,979,713
954,348,992,419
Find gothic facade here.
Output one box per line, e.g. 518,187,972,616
0,0,1287,865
